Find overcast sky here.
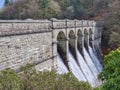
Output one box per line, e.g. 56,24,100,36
0,0,5,8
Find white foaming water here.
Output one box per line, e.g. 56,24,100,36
89,46,103,72
83,47,98,78
68,50,87,81
57,47,102,87
77,50,97,87
57,53,69,74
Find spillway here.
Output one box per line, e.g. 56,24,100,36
89,46,103,72
57,46,103,87
83,47,99,78
77,49,97,87
57,53,69,74
68,50,87,81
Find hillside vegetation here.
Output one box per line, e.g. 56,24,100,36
0,0,120,54
101,0,120,54
97,47,120,90
0,0,99,19
0,64,92,90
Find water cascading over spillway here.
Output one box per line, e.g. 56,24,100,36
89,29,103,72
56,29,103,87
67,30,87,81
57,53,69,74
77,30,98,86
89,46,103,72
77,49,97,87
57,31,70,74
83,29,101,78
94,45,102,60
68,49,87,81
83,47,98,78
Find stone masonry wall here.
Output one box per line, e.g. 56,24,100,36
0,32,53,71
0,20,53,71
0,19,98,71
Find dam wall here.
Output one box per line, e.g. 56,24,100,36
0,19,102,86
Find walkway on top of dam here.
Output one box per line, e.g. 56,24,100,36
0,19,97,37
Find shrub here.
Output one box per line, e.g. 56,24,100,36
0,63,92,90
0,68,23,90
98,47,120,90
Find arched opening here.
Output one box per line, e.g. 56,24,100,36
69,30,77,60
57,31,69,70
77,30,84,56
89,28,94,47
84,29,89,51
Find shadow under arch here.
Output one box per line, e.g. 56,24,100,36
69,30,77,61
57,31,69,70
84,29,89,51
89,28,94,48
77,29,84,56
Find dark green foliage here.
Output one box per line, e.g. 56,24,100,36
0,68,23,90
37,0,49,19
0,0,95,19
93,86,103,90
71,0,83,18
98,47,120,90
0,63,92,90
101,0,120,53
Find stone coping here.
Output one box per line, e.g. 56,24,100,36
0,19,97,37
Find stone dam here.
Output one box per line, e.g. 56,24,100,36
0,19,102,87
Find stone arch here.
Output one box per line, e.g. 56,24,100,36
77,29,84,55
69,30,76,39
84,29,89,51
89,28,94,47
69,30,77,60
84,28,89,35
57,31,66,41
57,31,69,70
